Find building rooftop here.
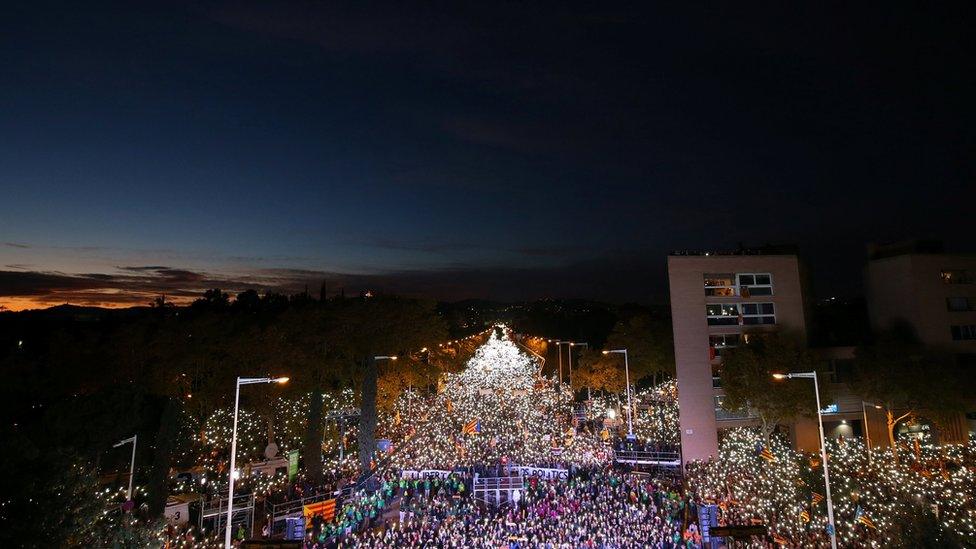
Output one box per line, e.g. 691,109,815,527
669,244,799,257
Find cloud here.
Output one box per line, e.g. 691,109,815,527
4,242,30,249
0,248,669,310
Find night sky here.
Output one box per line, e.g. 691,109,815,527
1,2,973,309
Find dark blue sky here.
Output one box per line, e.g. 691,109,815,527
1,2,973,308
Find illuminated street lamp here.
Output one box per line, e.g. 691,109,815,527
225,376,289,548
861,400,883,464
603,349,634,439
548,340,565,386
566,342,587,389
772,372,836,549
112,435,137,503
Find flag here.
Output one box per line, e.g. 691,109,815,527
772,533,788,545
811,492,824,505
799,509,810,523
855,506,877,529
759,446,776,462
462,420,481,435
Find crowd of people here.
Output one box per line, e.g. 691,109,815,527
303,468,700,549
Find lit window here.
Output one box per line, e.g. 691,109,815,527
741,302,775,325
704,274,735,296
737,273,773,296
706,303,740,325
942,270,974,284
709,334,741,358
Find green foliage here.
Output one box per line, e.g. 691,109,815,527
719,333,826,442
574,313,675,393
0,441,105,547
853,326,967,429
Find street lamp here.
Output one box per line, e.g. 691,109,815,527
861,400,882,464
113,435,137,503
226,376,289,548
603,349,634,439
566,342,587,389
549,341,565,386
375,355,398,361
772,372,837,549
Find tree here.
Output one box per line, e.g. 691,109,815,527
574,312,675,394
853,325,966,464
719,333,824,445
329,297,448,472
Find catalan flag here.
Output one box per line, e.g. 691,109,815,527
772,533,789,545
759,446,776,462
462,420,481,435
799,509,810,523
811,492,824,505
855,506,877,529
303,498,336,522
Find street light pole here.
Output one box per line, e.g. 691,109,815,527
861,401,882,465
567,342,587,391
548,341,564,387
603,350,634,439
113,435,137,502
774,372,837,549
226,376,289,549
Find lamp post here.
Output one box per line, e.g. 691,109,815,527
225,376,289,549
548,340,565,387
566,342,587,390
861,401,882,464
603,349,634,439
773,372,836,549
113,435,137,503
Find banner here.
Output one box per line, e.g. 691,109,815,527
287,449,299,482
303,498,336,522
516,466,569,480
401,469,453,480
164,501,189,525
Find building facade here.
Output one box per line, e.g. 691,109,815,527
865,241,976,441
668,250,809,462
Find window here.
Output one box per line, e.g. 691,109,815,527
951,325,976,341
947,297,975,312
712,365,722,388
704,274,735,296
737,273,773,296
706,303,740,325
709,334,741,358
942,270,975,284
741,302,775,325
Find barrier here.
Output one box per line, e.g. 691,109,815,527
614,449,681,467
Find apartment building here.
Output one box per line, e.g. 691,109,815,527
667,248,810,462
669,242,975,464
865,240,976,441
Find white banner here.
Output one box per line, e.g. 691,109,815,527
516,466,569,480
164,501,189,525
401,469,453,480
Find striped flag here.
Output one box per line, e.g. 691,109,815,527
462,420,481,435
799,509,810,523
855,506,877,529
811,492,824,505
772,533,789,545
303,498,336,522
759,446,776,462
